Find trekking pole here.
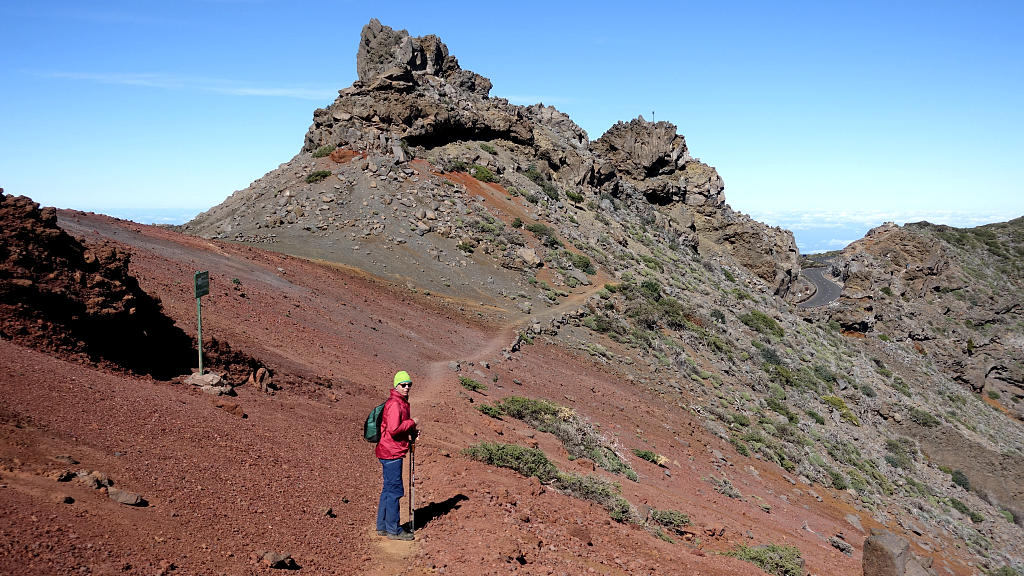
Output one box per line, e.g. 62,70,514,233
409,442,416,533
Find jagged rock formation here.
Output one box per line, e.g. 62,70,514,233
190,18,797,300
0,190,194,378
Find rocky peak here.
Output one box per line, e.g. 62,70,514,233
198,19,798,300
593,117,724,208
355,18,491,97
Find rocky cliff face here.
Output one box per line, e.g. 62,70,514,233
826,220,1023,415
0,190,194,377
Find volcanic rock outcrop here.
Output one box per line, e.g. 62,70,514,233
187,18,797,298
0,190,194,378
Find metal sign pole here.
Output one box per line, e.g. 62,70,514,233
196,296,204,375
193,271,210,376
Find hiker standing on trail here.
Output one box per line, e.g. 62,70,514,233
375,370,419,540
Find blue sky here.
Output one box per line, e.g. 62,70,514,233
2,1,1022,253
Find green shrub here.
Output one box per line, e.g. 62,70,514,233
988,567,1020,576
732,413,751,427
723,544,804,576
312,145,334,158
511,217,523,228
477,404,504,419
739,310,784,337
829,468,849,490
499,396,635,479
650,509,691,533
566,190,584,204
880,286,893,296
889,376,912,397
632,449,668,466
525,223,562,248
805,409,825,425
813,364,838,388
822,395,860,426
949,498,984,523
460,376,487,392
711,309,726,324
884,437,916,470
306,170,332,183
470,164,498,183
860,384,877,397
766,398,798,424
464,442,558,482
951,469,971,490
556,473,637,523
480,143,497,154
908,406,940,428
567,251,596,274
730,437,751,457
987,390,1001,400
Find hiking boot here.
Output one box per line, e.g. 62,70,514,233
376,530,388,536
387,530,414,541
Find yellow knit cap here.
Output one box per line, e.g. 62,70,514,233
393,371,412,387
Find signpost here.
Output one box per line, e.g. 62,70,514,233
194,271,210,375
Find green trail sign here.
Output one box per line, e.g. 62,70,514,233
194,271,210,374
194,270,210,298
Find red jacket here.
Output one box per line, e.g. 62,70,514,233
374,388,416,459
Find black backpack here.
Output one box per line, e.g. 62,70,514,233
363,401,386,443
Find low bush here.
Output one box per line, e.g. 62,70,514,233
739,310,785,337
723,544,804,576
908,406,941,428
884,437,916,470
632,449,668,467
470,164,498,183
730,437,751,457
822,395,861,426
767,398,799,424
732,413,751,427
525,223,563,248
650,509,691,533
460,376,487,392
477,404,503,419
565,251,596,274
949,498,984,523
312,145,334,158
498,396,635,479
464,442,558,482
480,143,497,154
828,468,849,490
305,170,332,183
951,469,971,490
805,409,825,425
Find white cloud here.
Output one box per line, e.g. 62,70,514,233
39,71,336,101
747,208,1014,232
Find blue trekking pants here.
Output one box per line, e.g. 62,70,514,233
376,458,404,534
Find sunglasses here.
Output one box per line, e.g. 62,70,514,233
397,382,413,388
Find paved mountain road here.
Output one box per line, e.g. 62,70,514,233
797,263,842,308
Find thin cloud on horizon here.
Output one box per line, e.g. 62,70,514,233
37,71,336,100
746,208,1014,232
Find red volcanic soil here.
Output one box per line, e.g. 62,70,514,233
1,211,906,575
